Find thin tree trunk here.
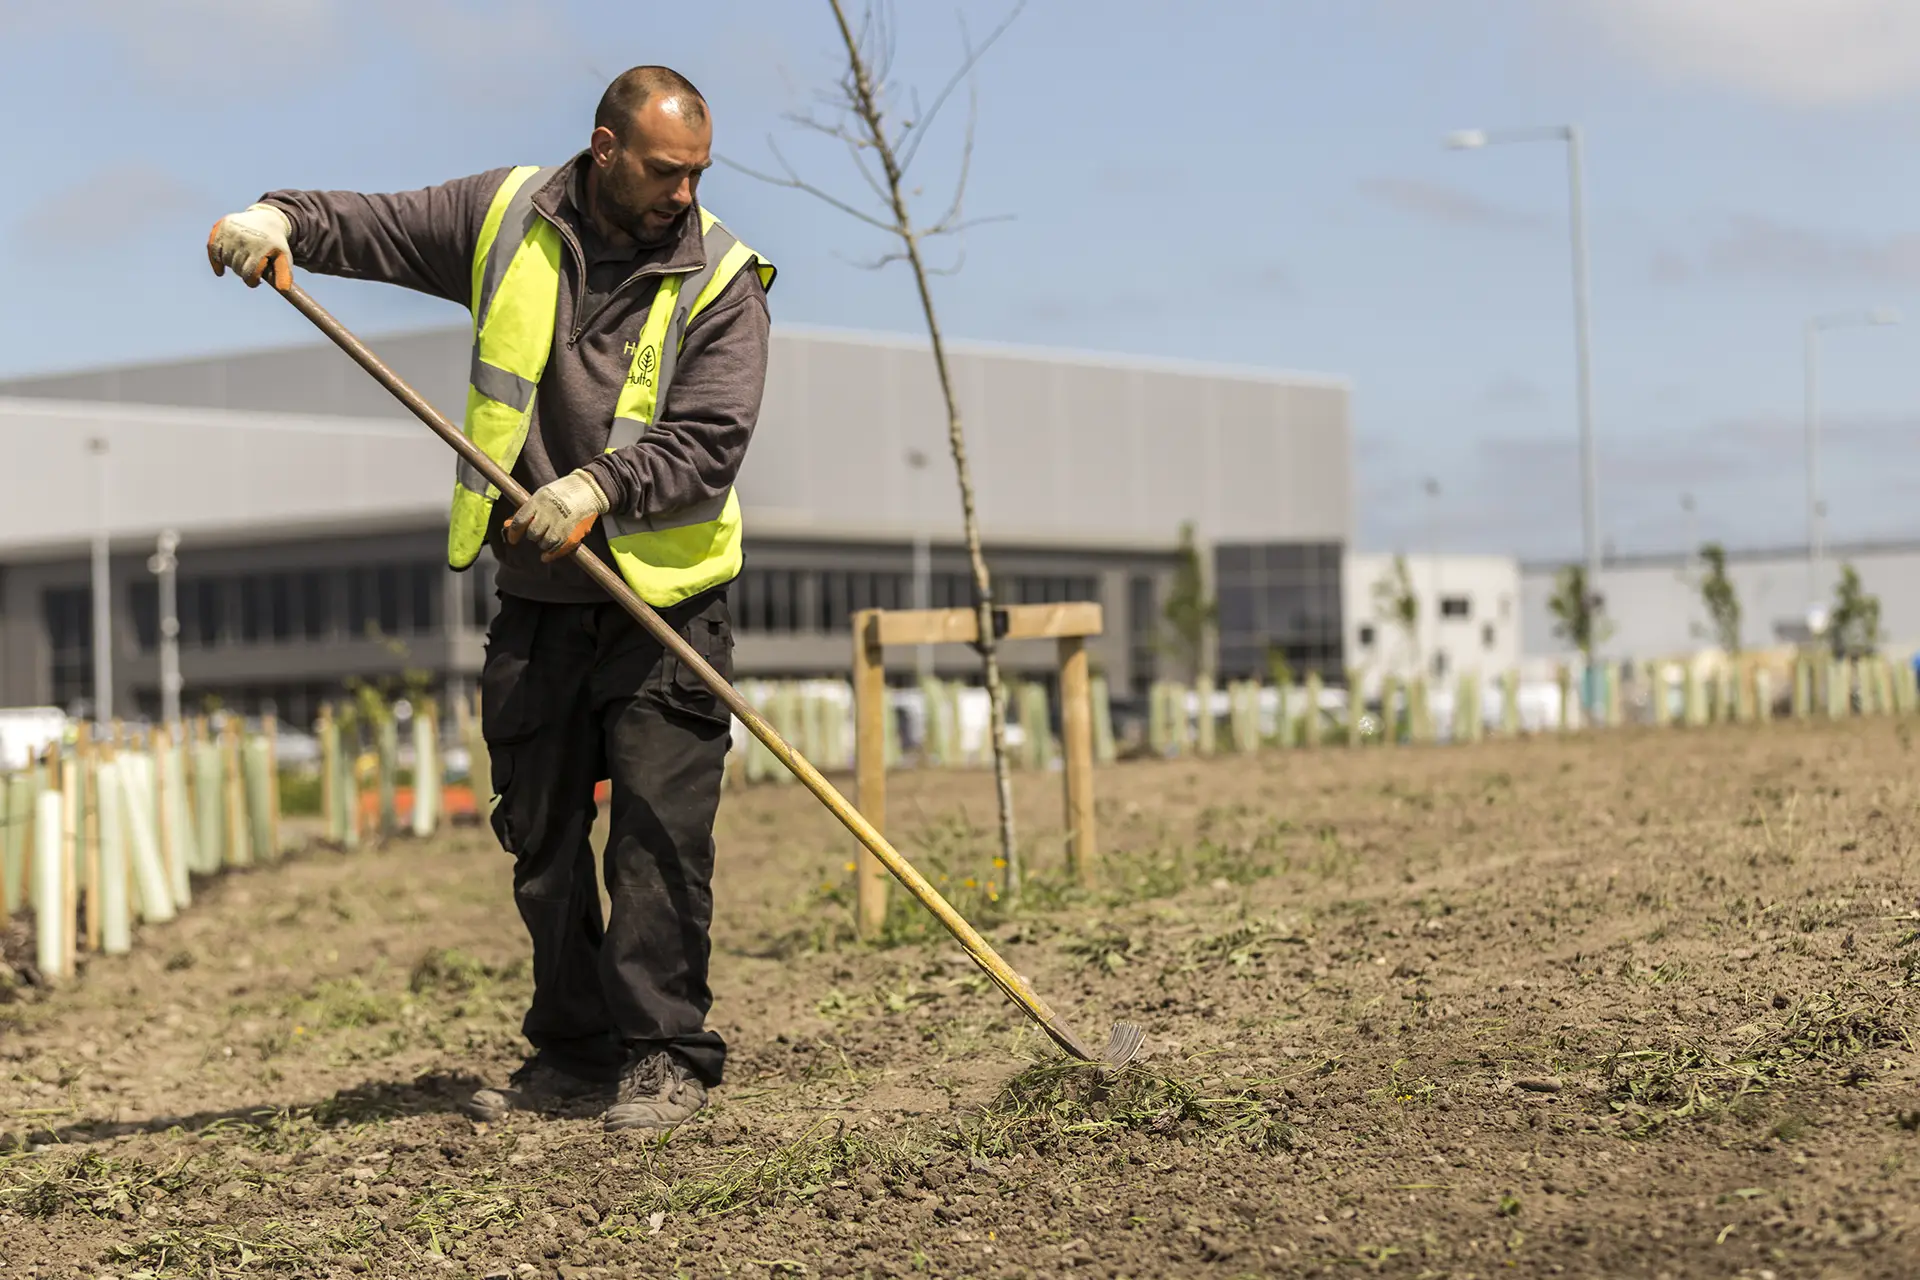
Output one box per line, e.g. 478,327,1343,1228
828,0,1020,891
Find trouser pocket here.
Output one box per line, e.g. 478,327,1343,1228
480,596,547,748
657,597,735,732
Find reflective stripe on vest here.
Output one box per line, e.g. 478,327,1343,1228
448,164,561,563
446,169,775,608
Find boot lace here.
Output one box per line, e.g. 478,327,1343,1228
618,1052,675,1104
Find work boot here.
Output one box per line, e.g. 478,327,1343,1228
603,1050,708,1132
466,1057,612,1123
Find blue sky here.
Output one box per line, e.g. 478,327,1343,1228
5,0,1920,560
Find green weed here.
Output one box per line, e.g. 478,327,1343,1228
1603,987,1912,1134
0,1150,198,1219
112,1220,378,1277
1060,929,1141,972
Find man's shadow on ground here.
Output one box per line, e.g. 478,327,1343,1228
22,1070,488,1148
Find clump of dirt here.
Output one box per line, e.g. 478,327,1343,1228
3,722,1919,1277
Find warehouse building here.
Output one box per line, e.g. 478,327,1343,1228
0,325,1351,729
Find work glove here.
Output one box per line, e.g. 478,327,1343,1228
506,469,610,563
206,203,293,289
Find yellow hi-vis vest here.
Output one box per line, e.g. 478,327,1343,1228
446,164,776,607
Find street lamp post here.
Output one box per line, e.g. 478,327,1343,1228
1423,477,1442,680
906,449,932,682
1805,308,1900,617
1447,124,1600,692
88,437,112,724
148,530,182,727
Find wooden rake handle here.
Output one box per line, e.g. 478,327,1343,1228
270,277,1103,1063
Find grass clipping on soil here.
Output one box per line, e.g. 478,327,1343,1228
616,1062,1295,1222
1601,985,1915,1135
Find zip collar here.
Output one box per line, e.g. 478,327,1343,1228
532,151,706,281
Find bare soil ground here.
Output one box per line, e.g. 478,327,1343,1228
3,721,1919,1279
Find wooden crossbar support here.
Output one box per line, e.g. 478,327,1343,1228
852,604,1105,937
870,602,1103,648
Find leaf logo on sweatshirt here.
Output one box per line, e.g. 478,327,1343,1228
628,344,658,389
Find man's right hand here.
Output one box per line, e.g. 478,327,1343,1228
206,203,294,289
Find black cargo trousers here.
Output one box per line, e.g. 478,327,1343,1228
479,585,734,1087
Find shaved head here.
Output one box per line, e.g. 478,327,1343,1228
595,65,707,139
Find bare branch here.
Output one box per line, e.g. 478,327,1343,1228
784,110,864,145
924,213,1017,239
897,1,1027,174
715,146,900,236
926,71,981,233
843,135,894,206
924,247,968,277
850,248,913,271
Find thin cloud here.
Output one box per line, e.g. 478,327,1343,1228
1699,215,1920,284
1482,375,1545,410
1648,249,1692,286
5,0,568,102
1571,0,1920,105
1220,262,1291,299
1356,177,1541,230
15,162,210,248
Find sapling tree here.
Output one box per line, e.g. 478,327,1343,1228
1372,555,1419,671
1828,563,1882,659
1547,563,1610,660
1694,542,1741,654
728,0,1028,887
1162,520,1217,683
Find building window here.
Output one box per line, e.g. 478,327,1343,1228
737,568,810,633
1440,595,1471,620
1358,623,1375,648
182,579,227,649
1128,574,1156,693
375,565,403,636
1011,575,1098,606
43,587,91,712
1482,623,1496,650
465,555,496,630
930,572,974,610
1212,542,1345,680
130,581,159,652
408,563,440,635
302,570,334,640
240,574,295,643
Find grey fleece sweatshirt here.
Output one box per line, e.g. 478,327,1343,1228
260,154,771,603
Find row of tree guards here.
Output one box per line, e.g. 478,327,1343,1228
1143,651,1920,754
312,698,461,848
12,644,1893,976
0,716,281,984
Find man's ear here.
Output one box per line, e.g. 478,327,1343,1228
590,124,619,168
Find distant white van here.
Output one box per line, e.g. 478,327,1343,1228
0,706,68,771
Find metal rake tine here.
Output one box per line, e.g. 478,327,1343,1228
1101,1021,1145,1068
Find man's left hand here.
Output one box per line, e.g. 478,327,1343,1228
506,470,611,563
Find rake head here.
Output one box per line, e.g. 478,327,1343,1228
1048,1017,1146,1068
1099,1020,1146,1067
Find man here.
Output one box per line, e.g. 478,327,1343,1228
207,66,774,1132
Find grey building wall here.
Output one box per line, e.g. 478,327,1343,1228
0,324,1351,551
0,324,1351,716
1520,541,1920,662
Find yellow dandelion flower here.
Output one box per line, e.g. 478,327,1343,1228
842,861,857,873
992,857,1006,869
964,878,977,888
